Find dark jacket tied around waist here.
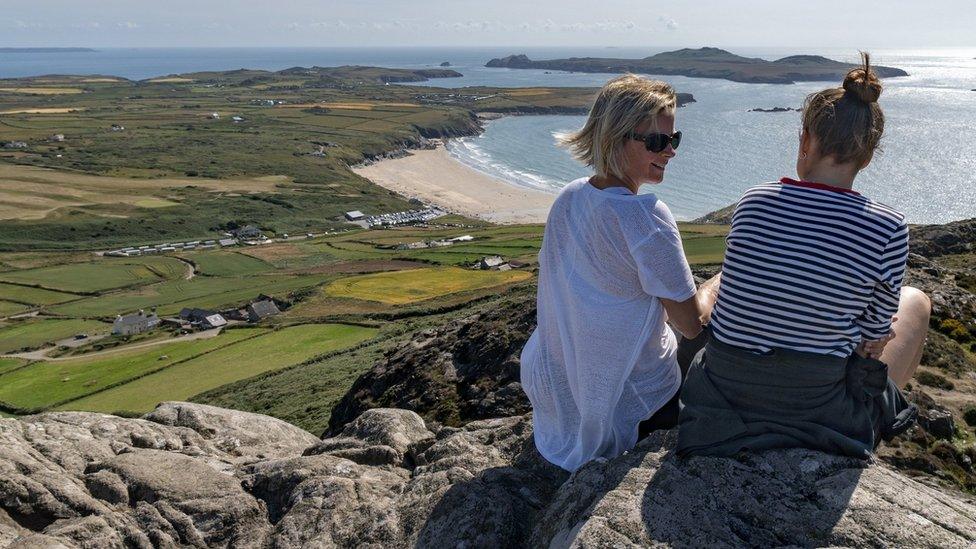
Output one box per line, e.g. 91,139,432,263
676,336,917,459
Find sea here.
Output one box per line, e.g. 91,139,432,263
2,46,975,223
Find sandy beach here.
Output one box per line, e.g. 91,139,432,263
352,146,555,224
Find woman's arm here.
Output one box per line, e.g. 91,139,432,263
662,273,722,339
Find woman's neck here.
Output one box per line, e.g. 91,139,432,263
799,163,857,190
590,173,639,195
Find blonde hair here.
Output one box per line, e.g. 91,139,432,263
559,74,677,179
802,52,885,167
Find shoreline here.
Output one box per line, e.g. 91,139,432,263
352,144,556,225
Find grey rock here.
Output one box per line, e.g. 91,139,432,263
145,401,319,462
531,430,976,548
2,404,976,548
919,406,957,440
304,408,435,467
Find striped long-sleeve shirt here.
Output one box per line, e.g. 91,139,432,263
709,178,909,358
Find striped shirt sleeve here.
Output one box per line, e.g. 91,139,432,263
855,221,909,340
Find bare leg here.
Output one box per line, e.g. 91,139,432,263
879,286,932,388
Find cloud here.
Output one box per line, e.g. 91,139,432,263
116,21,140,29
658,16,679,31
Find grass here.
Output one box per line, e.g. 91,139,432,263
682,235,727,265
50,273,332,317
58,323,378,414
0,256,184,293
189,251,274,277
325,267,533,305
0,301,30,317
0,328,263,411
194,335,393,434
0,318,110,353
0,357,28,376
0,282,81,305
0,87,83,95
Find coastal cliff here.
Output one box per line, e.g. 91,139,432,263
486,47,909,84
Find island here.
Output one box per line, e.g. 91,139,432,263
486,47,909,85
749,107,798,112
0,47,96,53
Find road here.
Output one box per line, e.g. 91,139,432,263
1,327,224,362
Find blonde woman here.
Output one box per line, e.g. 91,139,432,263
520,75,719,472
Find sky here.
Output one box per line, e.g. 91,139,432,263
2,1,975,49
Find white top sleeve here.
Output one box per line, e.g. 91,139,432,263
628,228,697,301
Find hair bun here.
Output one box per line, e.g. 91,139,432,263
842,52,882,103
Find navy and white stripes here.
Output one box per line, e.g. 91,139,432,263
710,179,909,357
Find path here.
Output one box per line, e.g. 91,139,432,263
1,327,224,362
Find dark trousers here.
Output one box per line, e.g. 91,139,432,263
637,329,708,438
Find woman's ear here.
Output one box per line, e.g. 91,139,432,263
799,128,811,159
859,150,875,171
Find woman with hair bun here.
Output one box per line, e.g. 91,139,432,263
677,53,931,458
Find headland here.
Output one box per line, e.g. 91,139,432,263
487,47,909,84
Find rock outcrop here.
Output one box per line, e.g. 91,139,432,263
327,295,536,436
3,403,975,547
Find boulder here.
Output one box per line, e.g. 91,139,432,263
145,401,319,462
2,405,975,547
532,430,976,547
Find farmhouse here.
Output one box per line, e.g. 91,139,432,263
2,141,28,149
112,310,159,336
179,307,215,323
220,307,247,321
208,112,220,119
110,124,125,131
247,299,280,322
232,116,245,123
201,314,227,330
477,255,505,270
49,134,65,142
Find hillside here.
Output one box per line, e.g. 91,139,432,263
486,47,909,84
0,66,605,250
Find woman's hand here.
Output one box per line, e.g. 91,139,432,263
856,317,898,359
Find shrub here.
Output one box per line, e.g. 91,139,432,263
939,318,972,343
916,370,955,390
964,407,976,427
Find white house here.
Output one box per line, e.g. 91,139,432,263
112,310,159,336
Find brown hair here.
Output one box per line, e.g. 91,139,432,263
559,74,677,178
801,52,885,167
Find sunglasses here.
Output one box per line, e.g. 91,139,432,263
627,131,682,153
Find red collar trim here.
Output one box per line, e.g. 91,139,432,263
780,177,860,196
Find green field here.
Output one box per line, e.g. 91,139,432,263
0,318,110,354
0,301,30,317
0,357,28,376
0,256,185,293
0,328,263,411
682,235,727,265
59,323,378,414
0,283,81,305
325,267,533,305
189,251,274,277
50,273,332,317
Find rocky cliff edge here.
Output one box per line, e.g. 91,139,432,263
2,402,975,548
